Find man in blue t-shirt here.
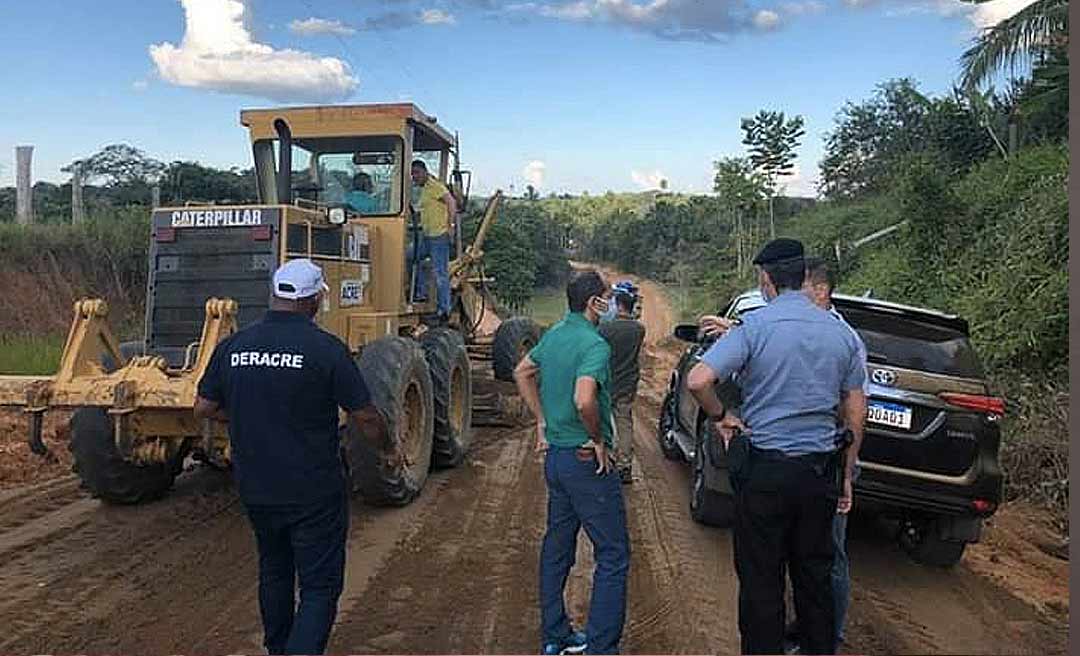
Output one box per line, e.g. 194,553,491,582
345,172,379,214
195,258,394,655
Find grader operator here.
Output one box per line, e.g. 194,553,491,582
0,103,542,505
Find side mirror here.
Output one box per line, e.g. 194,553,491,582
673,324,701,343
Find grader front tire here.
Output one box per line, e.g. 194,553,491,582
344,337,435,506
492,316,541,382
421,328,473,468
69,408,181,505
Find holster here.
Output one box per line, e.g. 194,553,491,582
830,428,854,494
726,430,750,494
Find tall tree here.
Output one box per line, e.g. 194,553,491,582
713,157,767,274
740,110,805,239
62,144,166,187
960,0,1068,92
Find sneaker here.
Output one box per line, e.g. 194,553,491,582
783,623,801,655
542,630,587,655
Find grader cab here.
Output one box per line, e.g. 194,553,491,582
0,103,542,505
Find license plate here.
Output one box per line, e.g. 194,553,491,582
867,401,913,430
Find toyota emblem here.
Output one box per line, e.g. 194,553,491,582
871,368,898,386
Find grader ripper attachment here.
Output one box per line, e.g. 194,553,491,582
0,103,542,506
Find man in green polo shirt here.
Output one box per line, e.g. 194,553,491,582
514,270,630,656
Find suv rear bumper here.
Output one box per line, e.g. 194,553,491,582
856,464,1002,518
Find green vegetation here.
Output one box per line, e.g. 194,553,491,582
461,197,572,313
524,288,569,328
0,334,64,375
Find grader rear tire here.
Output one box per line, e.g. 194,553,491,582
69,408,181,505
421,328,473,468
344,336,434,506
492,316,541,382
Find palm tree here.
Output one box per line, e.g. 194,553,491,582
959,0,1069,90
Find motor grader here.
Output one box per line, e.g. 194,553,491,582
0,103,542,506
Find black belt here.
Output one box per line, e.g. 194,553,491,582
750,447,832,467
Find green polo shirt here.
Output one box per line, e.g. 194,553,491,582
529,312,614,448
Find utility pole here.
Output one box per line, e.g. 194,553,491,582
151,180,161,208
15,145,33,225
72,164,86,224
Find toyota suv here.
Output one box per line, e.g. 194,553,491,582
658,290,1004,567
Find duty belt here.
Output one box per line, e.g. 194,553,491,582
749,447,833,471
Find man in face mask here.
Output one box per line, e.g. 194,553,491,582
514,270,630,655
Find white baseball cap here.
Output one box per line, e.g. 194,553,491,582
273,259,329,300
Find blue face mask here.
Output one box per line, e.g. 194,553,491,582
599,302,618,323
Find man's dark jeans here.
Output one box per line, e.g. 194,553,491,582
733,451,837,655
540,446,630,654
244,490,349,655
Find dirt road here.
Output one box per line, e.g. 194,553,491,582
0,274,1067,655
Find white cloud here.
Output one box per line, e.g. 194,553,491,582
421,9,457,24
753,9,781,29
523,160,547,187
289,17,357,37
511,0,783,41
631,169,669,190
150,0,358,103
969,0,1037,29
775,164,818,198
132,79,150,91
540,1,595,20
781,1,825,16
850,0,1037,30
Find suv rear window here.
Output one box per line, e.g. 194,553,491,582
839,307,984,378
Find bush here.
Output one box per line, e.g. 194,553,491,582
0,208,150,336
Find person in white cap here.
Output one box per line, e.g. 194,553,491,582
195,258,395,655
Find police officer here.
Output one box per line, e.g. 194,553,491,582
195,258,396,655
686,239,867,655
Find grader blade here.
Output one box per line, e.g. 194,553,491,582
0,298,239,462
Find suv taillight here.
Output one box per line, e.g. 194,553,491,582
939,392,1006,418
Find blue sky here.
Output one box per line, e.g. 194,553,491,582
0,0,1033,196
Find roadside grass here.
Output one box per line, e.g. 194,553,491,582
525,288,567,327
0,334,65,375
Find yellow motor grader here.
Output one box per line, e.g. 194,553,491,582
0,103,542,505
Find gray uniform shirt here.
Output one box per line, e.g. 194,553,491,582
700,290,866,455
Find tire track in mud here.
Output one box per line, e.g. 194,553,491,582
0,268,1068,656
0,469,251,654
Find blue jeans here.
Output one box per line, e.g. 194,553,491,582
831,512,849,648
244,491,349,655
540,446,630,654
832,464,859,649
409,233,451,315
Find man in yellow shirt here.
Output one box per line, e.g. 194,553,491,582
409,160,457,322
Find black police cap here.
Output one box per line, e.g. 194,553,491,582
752,238,804,265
